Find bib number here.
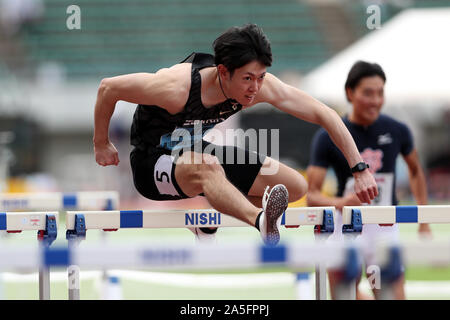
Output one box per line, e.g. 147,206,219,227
154,155,180,197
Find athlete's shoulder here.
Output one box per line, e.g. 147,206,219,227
156,63,191,81
130,63,191,113
253,72,288,105
156,63,191,97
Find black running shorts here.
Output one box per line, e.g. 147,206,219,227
130,141,266,201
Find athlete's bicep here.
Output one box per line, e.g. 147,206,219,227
260,73,331,124
100,71,181,108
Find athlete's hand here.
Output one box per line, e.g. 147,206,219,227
94,140,120,166
352,169,378,204
337,193,362,212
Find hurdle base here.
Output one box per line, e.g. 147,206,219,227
37,214,58,247
66,214,86,242
314,209,335,237
342,209,362,234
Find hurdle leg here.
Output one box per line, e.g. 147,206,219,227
315,264,327,300
295,272,313,300
67,240,81,300
0,272,3,299
100,230,111,300
39,267,51,300
37,216,58,300
68,265,80,300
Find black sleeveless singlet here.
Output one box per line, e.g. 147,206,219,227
130,52,243,153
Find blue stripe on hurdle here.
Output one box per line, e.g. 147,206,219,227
296,272,309,281
120,210,143,228
44,247,71,267
0,212,6,230
63,194,77,209
396,206,418,223
260,245,287,263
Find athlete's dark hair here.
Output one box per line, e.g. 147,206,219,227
213,24,272,76
345,60,386,101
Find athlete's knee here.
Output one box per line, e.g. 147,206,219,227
196,154,225,180
175,152,224,195
288,173,308,202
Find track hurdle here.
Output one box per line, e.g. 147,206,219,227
0,191,119,211
342,205,450,230
342,205,450,299
65,207,336,300
0,240,360,300
3,239,450,300
366,238,450,300
0,211,58,299
0,191,119,300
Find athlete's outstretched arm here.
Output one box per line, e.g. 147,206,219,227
260,73,378,203
93,69,184,166
306,166,362,211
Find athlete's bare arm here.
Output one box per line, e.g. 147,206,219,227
93,64,191,166
256,73,378,203
306,165,361,211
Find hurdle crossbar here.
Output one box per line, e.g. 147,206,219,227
3,240,450,299
65,207,335,231
0,211,59,233
371,240,450,268
0,242,352,271
64,207,335,300
0,211,59,300
0,191,119,300
0,191,119,211
342,205,450,229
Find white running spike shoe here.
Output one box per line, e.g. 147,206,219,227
260,184,289,245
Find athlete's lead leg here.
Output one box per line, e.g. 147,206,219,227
175,151,288,244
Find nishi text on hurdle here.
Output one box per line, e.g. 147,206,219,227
185,212,222,226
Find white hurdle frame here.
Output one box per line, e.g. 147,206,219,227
0,240,359,300
66,207,335,230
65,207,336,300
0,211,59,300
0,191,119,300
342,205,450,226
1,239,450,300
341,205,450,299
0,191,119,212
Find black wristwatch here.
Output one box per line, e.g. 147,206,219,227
351,162,369,173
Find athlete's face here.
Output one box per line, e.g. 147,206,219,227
222,61,267,106
347,76,385,125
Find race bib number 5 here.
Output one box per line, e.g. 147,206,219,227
154,155,180,197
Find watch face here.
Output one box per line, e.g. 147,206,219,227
352,162,368,173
